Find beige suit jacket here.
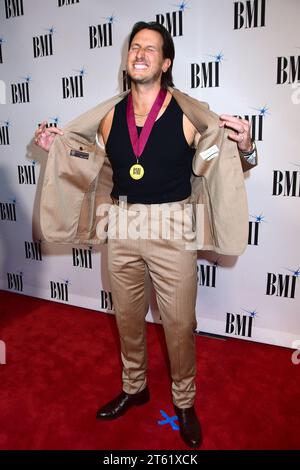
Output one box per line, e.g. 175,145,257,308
39,88,257,255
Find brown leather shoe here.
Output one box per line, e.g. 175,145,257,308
96,387,150,420
174,405,202,448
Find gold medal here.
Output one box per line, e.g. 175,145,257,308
127,89,167,182
130,163,144,180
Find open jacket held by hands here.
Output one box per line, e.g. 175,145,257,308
38,87,257,256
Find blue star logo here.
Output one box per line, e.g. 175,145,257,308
241,308,258,318
50,116,60,126
206,51,225,63
46,26,56,35
1,119,11,127
285,267,300,278
60,277,71,285
251,105,269,117
74,67,86,77
32,160,37,166
102,14,116,24
17,270,23,276
214,52,224,63
9,197,17,204
250,213,266,223
157,410,179,431
172,1,189,11
21,75,32,83
0,37,5,45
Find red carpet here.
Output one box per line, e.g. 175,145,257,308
0,290,299,450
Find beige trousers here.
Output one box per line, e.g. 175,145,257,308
107,198,198,408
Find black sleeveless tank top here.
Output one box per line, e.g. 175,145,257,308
106,94,194,204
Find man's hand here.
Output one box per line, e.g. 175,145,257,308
34,121,64,152
219,114,252,153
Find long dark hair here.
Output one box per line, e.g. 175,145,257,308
127,21,175,89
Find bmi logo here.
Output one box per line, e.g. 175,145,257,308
197,260,219,288
234,0,266,29
272,163,300,197
25,241,42,261
266,268,299,299
4,0,24,18
248,213,265,246
100,290,114,312
277,51,300,85
156,1,188,37
89,14,115,49
226,308,257,337
18,161,36,185
33,26,55,58
7,270,23,292
72,246,92,269
58,0,80,6
50,278,70,302
0,198,17,221
62,67,86,99
191,52,223,88
0,120,10,145
11,75,31,104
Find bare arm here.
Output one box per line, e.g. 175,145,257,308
183,114,200,149
97,107,115,147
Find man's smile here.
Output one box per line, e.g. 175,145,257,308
133,63,148,70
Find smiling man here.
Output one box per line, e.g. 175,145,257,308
35,21,257,448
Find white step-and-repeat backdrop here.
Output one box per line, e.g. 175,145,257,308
1,0,299,348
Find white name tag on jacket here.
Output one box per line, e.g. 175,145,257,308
200,145,219,161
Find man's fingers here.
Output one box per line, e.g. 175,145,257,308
219,114,252,151
36,121,64,136
240,118,249,126
220,120,245,133
34,121,63,147
37,121,48,132
220,115,250,130
228,132,238,140
46,127,64,135
220,114,250,126
35,121,47,139
220,114,248,124
227,131,252,152
219,114,239,123
35,126,63,140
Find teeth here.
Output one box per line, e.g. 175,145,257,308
134,64,147,69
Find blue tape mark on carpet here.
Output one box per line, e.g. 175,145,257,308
157,410,179,431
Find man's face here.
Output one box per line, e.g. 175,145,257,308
127,28,171,86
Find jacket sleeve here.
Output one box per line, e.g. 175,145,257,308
239,148,258,172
